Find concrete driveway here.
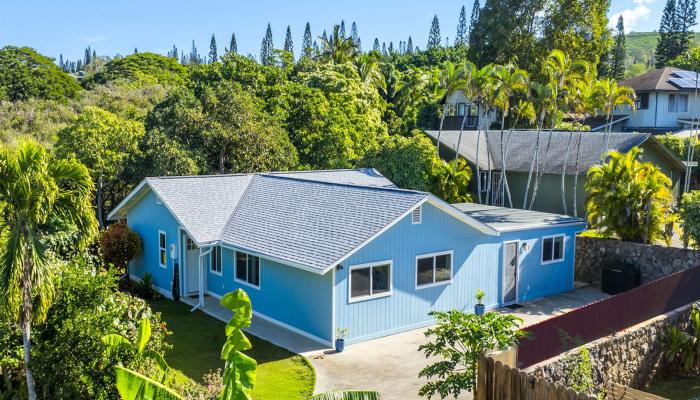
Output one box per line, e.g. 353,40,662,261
188,284,607,399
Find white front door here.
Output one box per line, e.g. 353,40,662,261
502,241,519,305
185,238,199,295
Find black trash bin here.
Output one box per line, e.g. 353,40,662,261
601,263,641,295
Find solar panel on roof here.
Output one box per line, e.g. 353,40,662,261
673,71,698,79
669,77,700,89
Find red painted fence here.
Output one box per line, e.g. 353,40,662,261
517,265,700,368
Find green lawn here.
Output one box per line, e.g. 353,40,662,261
646,376,700,400
149,299,315,399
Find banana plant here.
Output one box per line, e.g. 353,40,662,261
220,289,257,400
309,391,381,400
103,318,171,377
114,366,182,400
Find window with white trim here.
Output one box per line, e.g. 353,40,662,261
416,252,452,288
235,252,260,288
210,247,222,274
412,206,422,224
542,235,564,264
349,261,392,301
158,231,167,268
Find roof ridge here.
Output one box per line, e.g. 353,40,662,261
152,173,252,179
216,174,258,241
264,168,378,175
257,173,429,196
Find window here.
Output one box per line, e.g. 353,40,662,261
235,252,260,288
210,247,222,275
416,251,453,289
668,94,689,112
636,93,649,110
186,238,197,251
412,206,422,225
491,172,504,206
158,231,167,268
457,102,466,117
349,261,392,302
542,235,565,264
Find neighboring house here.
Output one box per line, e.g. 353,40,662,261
426,130,686,216
605,67,700,133
108,169,586,346
442,90,499,130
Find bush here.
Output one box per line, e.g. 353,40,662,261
0,255,169,400
134,272,156,300
430,158,473,203
681,191,700,248
100,222,142,276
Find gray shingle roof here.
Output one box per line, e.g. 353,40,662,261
265,168,396,188
427,130,657,174
452,203,585,231
221,175,427,271
619,67,686,92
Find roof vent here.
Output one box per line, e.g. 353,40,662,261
412,206,422,225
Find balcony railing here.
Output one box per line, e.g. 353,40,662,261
443,115,478,130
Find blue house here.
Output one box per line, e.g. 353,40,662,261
108,169,586,345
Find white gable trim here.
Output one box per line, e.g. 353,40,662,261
107,179,150,221
318,195,498,274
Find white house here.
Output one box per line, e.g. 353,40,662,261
610,67,700,133
442,90,499,130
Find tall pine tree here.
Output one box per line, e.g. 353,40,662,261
230,33,238,54
656,0,681,67
469,0,480,37
84,46,92,65
302,23,313,58
351,22,359,44
382,42,387,56
209,34,218,63
339,20,346,38
284,26,294,60
190,40,199,65
611,16,626,80
456,6,468,46
168,45,178,59
260,23,274,65
678,0,698,54
59,54,64,69
427,15,442,49
373,38,380,51
407,36,414,54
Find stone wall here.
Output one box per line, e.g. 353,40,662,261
526,304,695,391
575,236,700,285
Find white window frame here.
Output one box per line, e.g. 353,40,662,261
415,250,454,290
234,251,261,290
210,246,222,276
158,230,167,268
541,234,565,265
412,206,422,225
348,260,393,303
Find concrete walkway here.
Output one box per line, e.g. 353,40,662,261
182,285,608,400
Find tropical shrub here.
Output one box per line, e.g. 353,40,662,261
662,304,700,375
18,256,169,400
430,158,473,203
0,46,81,101
100,222,143,276
358,132,436,191
418,310,525,399
219,289,257,400
585,147,674,244
565,347,594,393
681,191,700,248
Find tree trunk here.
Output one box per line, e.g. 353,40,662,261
497,113,506,206
219,147,226,174
96,177,104,229
561,130,573,215
530,120,556,210
523,113,544,209
435,103,448,156
454,112,469,162
572,125,583,218
475,115,482,204
21,244,37,400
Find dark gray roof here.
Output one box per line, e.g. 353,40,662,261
425,130,682,175
620,67,696,92
452,203,586,231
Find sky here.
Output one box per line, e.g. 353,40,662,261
0,0,681,62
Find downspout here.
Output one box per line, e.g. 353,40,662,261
191,246,213,312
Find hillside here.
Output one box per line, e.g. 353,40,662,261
625,31,700,76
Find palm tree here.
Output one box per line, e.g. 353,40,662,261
0,140,98,400
522,81,556,209
473,65,497,204
586,147,673,244
594,78,636,156
454,62,478,163
433,61,466,156
492,63,529,207
318,25,359,64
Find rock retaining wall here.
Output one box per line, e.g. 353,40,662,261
575,237,700,285
526,304,695,391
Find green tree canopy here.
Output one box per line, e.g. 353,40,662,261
0,46,81,101
90,52,188,87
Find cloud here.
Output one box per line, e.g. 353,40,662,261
609,5,652,33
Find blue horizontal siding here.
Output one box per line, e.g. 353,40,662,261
206,247,333,343
126,190,180,295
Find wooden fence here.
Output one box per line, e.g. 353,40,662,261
476,356,597,400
